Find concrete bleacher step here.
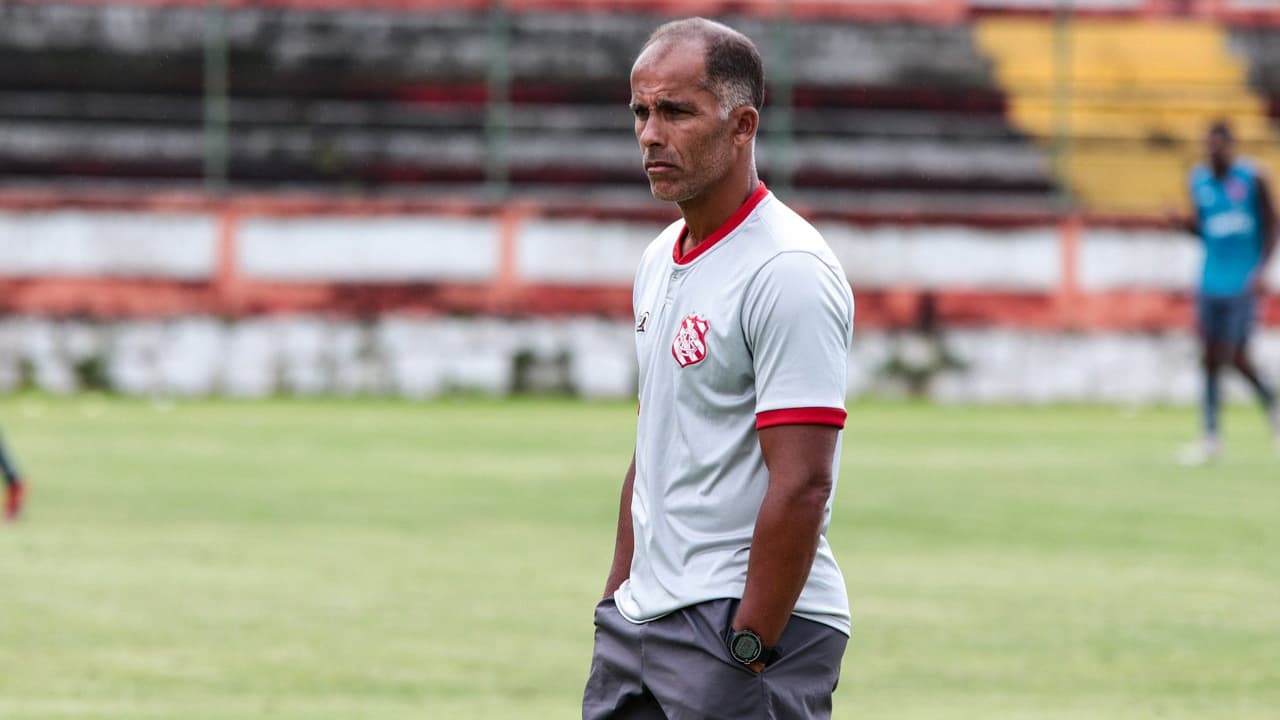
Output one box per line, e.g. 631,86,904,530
0,117,1052,193
976,17,1280,214
0,2,992,92
0,90,1027,143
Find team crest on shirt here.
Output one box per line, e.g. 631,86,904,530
1227,178,1247,202
671,313,710,367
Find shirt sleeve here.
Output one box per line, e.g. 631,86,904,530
741,251,854,430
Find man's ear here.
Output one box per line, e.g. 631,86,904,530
731,106,759,147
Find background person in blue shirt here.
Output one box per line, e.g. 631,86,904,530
1,428,25,521
1172,121,1278,464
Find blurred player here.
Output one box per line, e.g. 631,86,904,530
1,428,26,520
1172,121,1279,464
583,18,853,718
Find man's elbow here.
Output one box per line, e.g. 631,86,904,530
780,470,834,513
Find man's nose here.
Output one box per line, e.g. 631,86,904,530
638,118,664,148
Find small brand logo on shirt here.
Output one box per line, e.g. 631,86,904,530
671,313,710,367
636,312,649,333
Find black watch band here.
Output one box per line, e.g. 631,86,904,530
727,628,777,666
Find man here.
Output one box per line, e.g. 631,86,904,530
582,18,854,719
1174,121,1279,465
2,429,26,521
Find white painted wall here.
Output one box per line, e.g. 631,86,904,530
1079,228,1280,291
821,223,1061,291
517,219,657,284
0,211,216,279
1079,228,1199,291
8,209,1280,293
237,216,499,282
4,317,1277,405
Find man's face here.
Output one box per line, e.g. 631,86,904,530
629,40,738,203
1207,130,1233,170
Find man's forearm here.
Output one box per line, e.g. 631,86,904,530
1249,226,1275,293
1255,176,1276,284
731,475,829,647
602,455,637,599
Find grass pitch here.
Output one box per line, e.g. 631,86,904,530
1,396,1278,719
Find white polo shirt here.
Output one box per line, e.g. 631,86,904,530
615,184,854,635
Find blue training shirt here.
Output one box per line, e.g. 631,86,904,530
1190,161,1264,297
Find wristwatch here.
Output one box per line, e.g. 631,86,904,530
727,628,775,666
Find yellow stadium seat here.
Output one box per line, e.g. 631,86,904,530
975,18,1280,214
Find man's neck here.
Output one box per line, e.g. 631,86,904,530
677,174,759,257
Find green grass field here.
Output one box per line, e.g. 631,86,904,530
1,395,1278,719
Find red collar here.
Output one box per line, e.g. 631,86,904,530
672,183,770,265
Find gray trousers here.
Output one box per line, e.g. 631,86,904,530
582,598,847,720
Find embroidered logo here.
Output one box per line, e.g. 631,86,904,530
671,313,710,367
636,311,649,333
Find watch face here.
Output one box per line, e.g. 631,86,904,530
731,631,762,663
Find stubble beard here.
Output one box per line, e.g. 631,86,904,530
650,178,695,203
649,126,736,204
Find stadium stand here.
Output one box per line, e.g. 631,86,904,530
977,17,1280,214
3,1,1280,403
1231,24,1280,122
0,0,1058,214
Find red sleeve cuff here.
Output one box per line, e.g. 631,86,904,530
755,406,847,430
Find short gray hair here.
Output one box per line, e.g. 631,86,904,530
642,18,765,115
